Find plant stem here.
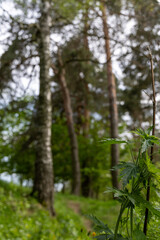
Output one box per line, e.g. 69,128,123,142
114,205,124,240
130,207,133,239
126,208,130,238
143,47,156,235
114,200,128,240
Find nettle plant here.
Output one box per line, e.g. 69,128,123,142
88,48,159,240
89,128,160,240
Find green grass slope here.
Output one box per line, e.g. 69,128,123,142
0,181,119,240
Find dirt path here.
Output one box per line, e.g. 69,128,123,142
68,200,92,232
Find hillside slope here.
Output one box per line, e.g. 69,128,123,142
0,181,119,240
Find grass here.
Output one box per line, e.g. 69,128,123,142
56,193,120,230
0,180,119,239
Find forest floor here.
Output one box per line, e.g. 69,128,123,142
68,200,92,232
0,180,119,240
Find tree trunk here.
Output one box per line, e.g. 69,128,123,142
58,53,81,196
81,7,93,197
101,1,119,189
33,0,55,216
83,7,90,139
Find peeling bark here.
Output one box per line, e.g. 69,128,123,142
33,0,55,215
101,1,119,189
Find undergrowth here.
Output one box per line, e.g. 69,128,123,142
0,180,118,240
89,128,160,240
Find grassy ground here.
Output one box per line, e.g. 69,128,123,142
56,193,119,229
0,180,119,240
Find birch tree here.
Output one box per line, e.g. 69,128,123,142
33,0,55,215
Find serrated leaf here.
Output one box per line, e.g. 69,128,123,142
86,215,112,234
105,188,135,206
132,128,160,147
132,128,146,137
141,152,160,182
86,214,105,226
114,162,139,186
131,193,160,218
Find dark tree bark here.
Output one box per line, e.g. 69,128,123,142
101,1,119,189
33,0,55,216
58,53,81,196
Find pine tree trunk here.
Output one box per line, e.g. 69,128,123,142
33,0,55,215
58,54,81,196
101,1,119,189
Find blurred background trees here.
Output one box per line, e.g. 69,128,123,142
0,0,160,213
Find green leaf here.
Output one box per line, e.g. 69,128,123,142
141,139,150,153
140,152,160,183
130,193,160,218
114,162,139,186
132,128,146,138
133,229,146,240
155,188,160,198
105,188,135,207
132,128,160,149
147,126,153,135
86,215,116,240
86,215,112,234
94,234,106,240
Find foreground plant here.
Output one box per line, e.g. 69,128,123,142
88,129,160,240
88,48,159,240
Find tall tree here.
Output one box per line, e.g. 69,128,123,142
52,52,81,195
33,0,55,215
101,0,119,189
81,4,93,197
82,4,90,138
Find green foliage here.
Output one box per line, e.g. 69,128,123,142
79,121,110,196
87,215,115,239
0,181,120,240
0,98,111,195
0,97,35,181
89,128,160,239
114,162,139,187
120,0,160,127
52,118,72,183
57,192,119,230
0,36,27,92
53,0,82,21
0,181,88,240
